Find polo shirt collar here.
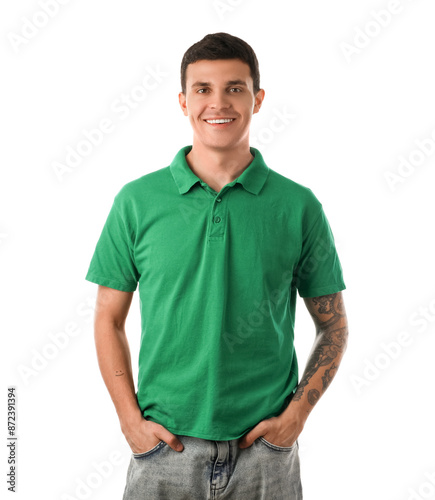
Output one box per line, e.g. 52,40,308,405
170,145,269,196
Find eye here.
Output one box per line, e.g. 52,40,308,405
197,88,209,93
229,87,242,92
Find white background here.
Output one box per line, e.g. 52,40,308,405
2,1,435,499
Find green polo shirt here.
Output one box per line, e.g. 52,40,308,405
85,145,346,440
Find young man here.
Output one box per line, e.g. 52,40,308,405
85,32,348,499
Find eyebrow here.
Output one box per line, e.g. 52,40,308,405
191,79,248,89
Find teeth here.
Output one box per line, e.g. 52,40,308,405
206,119,234,124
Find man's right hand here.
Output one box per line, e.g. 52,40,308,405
122,416,184,454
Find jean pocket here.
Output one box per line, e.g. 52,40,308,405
132,440,166,459
258,436,297,452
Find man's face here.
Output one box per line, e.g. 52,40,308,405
179,58,265,151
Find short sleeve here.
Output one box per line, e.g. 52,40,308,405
85,195,140,292
292,205,346,298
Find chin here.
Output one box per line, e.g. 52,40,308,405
206,136,240,149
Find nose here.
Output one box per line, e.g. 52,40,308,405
209,91,232,110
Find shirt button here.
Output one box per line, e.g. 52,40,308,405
216,198,222,203
214,216,221,223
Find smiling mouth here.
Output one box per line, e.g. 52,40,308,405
204,118,236,125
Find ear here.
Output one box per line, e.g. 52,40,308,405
253,88,265,115
178,92,188,117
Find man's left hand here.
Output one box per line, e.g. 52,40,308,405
238,414,304,449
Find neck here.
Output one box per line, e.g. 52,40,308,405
185,139,254,192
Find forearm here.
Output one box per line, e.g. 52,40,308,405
281,292,349,426
282,318,348,425
94,319,143,432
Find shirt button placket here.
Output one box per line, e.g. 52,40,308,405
209,190,226,240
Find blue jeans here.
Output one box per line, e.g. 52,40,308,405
122,434,303,499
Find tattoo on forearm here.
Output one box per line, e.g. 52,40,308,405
293,293,348,406
307,389,320,406
115,370,125,377
322,362,337,391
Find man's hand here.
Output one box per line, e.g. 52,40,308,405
122,416,184,454
238,413,304,449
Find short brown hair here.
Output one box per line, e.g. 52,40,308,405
180,32,261,95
